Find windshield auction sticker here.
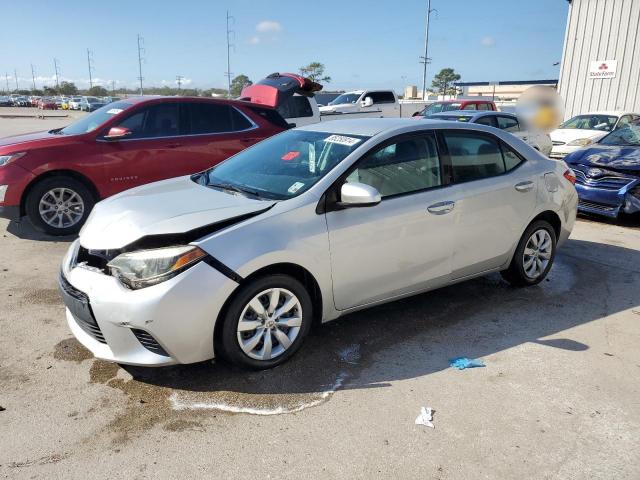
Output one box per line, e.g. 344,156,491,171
324,135,362,147
287,182,305,194
106,108,123,115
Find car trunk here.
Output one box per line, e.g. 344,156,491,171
239,73,322,109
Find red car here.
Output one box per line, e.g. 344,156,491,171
413,99,497,117
38,98,58,110
0,96,288,235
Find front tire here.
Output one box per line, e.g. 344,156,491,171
219,274,313,369
25,176,95,236
501,220,557,287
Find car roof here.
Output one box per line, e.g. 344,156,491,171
297,118,498,137
117,95,274,109
428,111,510,118
579,111,628,117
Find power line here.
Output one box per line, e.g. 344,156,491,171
225,11,234,97
176,75,184,94
31,64,36,90
420,0,435,100
137,34,145,95
53,58,61,91
87,49,95,89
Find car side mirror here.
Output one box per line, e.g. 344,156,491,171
104,126,132,141
287,122,297,129
361,97,373,108
337,182,381,208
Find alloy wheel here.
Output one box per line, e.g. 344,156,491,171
236,288,303,361
522,229,552,279
38,187,85,229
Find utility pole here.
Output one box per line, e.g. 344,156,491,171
87,49,94,89
4,73,9,94
111,80,116,95
137,34,145,95
31,64,37,91
420,0,434,100
14,69,19,91
176,75,184,94
225,11,234,98
53,58,60,92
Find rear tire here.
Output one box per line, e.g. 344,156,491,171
219,274,313,369
501,220,557,287
25,176,95,236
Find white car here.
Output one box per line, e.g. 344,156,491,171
550,111,640,159
319,90,400,118
68,97,83,110
60,119,577,369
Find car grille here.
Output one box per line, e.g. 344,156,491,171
552,140,566,146
131,329,170,357
578,200,618,213
59,273,106,344
572,167,636,190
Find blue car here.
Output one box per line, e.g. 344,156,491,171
565,120,640,218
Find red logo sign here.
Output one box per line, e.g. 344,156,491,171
599,63,608,70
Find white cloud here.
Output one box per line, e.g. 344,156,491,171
481,36,496,47
248,35,261,45
256,20,282,33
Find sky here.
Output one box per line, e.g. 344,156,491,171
0,0,569,93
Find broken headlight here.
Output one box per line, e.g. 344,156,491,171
107,246,207,289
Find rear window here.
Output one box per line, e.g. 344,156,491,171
277,96,314,119
368,91,396,104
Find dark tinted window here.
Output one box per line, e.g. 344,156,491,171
277,96,314,119
475,115,496,127
477,103,490,111
496,115,519,132
187,103,252,134
248,105,289,129
368,91,396,104
443,132,506,182
347,134,441,197
462,103,477,110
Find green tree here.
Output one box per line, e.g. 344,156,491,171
229,74,252,97
299,62,331,83
43,86,57,96
87,86,108,97
58,81,78,95
431,68,461,97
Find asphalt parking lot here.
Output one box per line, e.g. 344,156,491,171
0,116,639,479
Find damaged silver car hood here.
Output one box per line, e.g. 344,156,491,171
79,176,274,250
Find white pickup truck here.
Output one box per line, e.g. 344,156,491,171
318,90,400,118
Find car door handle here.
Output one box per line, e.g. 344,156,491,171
427,201,455,215
514,181,534,192
521,136,528,141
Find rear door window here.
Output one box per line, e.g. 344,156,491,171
368,91,396,104
462,103,477,110
475,115,497,127
496,115,520,132
443,132,506,183
186,103,253,134
477,103,490,111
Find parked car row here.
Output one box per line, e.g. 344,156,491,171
0,94,117,111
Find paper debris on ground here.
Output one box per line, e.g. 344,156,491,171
415,407,434,428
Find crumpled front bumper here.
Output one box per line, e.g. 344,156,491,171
59,240,239,366
575,180,640,218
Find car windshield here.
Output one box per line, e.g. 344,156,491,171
421,102,463,115
559,114,618,131
329,93,361,105
59,101,130,135
203,129,369,200
598,123,640,146
426,114,472,122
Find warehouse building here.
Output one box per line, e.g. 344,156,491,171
558,0,640,118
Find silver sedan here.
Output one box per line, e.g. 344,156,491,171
60,118,578,369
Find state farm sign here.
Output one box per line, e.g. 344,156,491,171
589,60,617,79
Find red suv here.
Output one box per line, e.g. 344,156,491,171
0,96,288,235
413,99,497,117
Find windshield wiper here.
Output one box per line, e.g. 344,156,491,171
208,182,264,199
